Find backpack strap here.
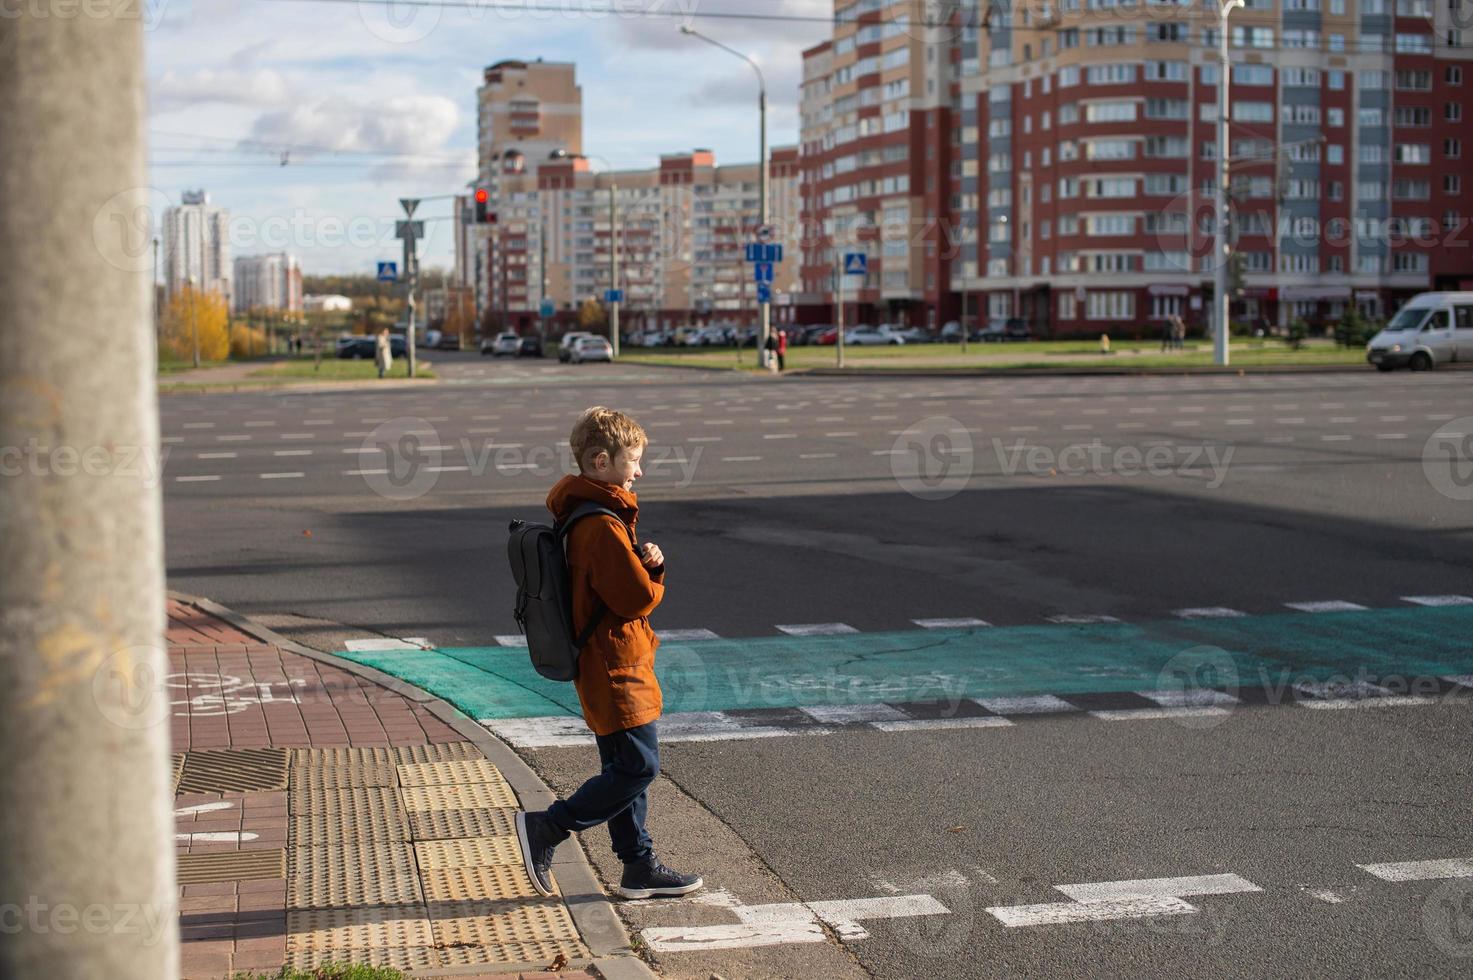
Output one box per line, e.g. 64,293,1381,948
555,503,634,647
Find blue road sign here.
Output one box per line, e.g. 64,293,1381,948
539,299,555,318
604,289,624,303
756,282,773,304
753,262,774,283
377,261,398,282
843,253,868,276
745,243,784,263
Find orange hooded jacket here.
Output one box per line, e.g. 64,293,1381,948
546,474,665,736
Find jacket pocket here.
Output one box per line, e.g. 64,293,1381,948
600,618,654,672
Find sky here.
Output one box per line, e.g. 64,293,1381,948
144,0,832,277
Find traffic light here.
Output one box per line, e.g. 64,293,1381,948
474,187,495,224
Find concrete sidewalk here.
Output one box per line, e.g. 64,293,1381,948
167,594,652,980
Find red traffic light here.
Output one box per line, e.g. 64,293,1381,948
474,187,489,203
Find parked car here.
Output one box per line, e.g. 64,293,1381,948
845,325,906,346
482,331,521,357
888,325,931,343
518,335,543,358
434,331,461,351
337,335,405,359
558,331,594,362
1366,291,1473,371
569,335,614,363
815,327,839,346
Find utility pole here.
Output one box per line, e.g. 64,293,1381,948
539,224,549,340
187,274,200,367
1215,0,1244,366
398,198,421,378
1,5,179,979
836,261,846,369
609,183,621,357
960,281,969,354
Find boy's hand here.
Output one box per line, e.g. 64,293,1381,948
639,542,664,569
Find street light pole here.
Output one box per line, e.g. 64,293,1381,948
188,274,199,368
610,182,621,358
679,25,770,366
1215,0,1244,367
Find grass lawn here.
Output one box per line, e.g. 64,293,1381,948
248,358,435,380
618,339,1368,372
157,358,233,375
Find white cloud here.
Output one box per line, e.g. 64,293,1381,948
152,67,295,111
249,94,461,157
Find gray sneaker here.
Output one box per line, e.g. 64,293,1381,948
617,858,703,899
515,811,569,897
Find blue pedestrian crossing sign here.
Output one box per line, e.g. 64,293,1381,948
753,262,774,283
756,282,772,304
539,298,555,318
604,289,623,303
377,261,398,282
843,253,868,276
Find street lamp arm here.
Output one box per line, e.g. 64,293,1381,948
679,25,765,95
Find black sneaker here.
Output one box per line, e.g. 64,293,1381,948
515,811,569,897
617,858,704,899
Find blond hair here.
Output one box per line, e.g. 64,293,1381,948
570,406,647,473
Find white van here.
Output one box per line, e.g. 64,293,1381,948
1366,292,1473,371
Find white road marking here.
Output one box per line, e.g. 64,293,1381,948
870,717,1013,733
656,628,722,641
183,422,215,429
1403,595,1473,606
1375,433,1407,440
704,419,733,425
161,436,184,443
343,637,430,652
989,896,1197,928
1300,695,1438,710
244,420,275,428
174,801,236,817
1296,679,1390,700
216,434,251,442
659,712,813,742
280,433,314,440
197,452,237,459
1172,607,1246,619
1320,435,1352,442
978,695,1075,715
721,456,762,463
175,832,260,844
641,893,949,951
687,436,723,442
1047,614,1121,625
1302,887,1347,904
800,703,909,725
1357,858,1473,882
1444,674,1473,688
1056,873,1262,903
764,433,797,440
492,635,527,648
481,717,593,749
303,419,335,425
912,617,992,629
176,475,221,483
1089,706,1233,722
1225,419,1255,426
871,449,906,456
1285,600,1368,613
260,472,304,479
1137,689,1239,708
343,469,388,476
273,450,312,457
799,452,838,459
776,622,859,636
825,431,859,437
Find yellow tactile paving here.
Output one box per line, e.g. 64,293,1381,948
400,781,518,811
395,759,508,788
408,806,517,841
289,762,398,790
289,807,410,847
429,900,585,951
285,945,439,971
285,906,433,951
288,841,416,879
413,836,522,870
421,865,545,903
288,872,423,910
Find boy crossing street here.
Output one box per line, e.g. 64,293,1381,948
515,407,703,900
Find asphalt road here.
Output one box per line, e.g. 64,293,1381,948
159,351,1473,978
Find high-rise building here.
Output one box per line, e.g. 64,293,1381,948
232,253,302,314
799,0,1473,335
474,60,801,333
163,190,231,306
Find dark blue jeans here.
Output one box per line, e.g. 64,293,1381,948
547,720,659,865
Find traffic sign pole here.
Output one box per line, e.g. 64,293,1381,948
837,259,845,370
609,183,620,359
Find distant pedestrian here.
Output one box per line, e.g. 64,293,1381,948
1161,318,1173,352
764,331,778,373
1169,314,1185,350
776,329,788,372
375,328,392,378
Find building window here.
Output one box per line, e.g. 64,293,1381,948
1087,291,1135,320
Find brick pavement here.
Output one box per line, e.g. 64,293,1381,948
167,597,602,980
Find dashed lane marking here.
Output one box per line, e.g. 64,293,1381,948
656,628,721,642
912,617,991,629
989,896,1197,928
1358,858,1473,882
776,623,859,637
1172,607,1246,619
1403,595,1473,607
1285,600,1369,613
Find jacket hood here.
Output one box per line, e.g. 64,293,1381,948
546,473,639,527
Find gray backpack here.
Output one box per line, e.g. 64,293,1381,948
507,503,631,681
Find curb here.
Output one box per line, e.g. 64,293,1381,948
796,362,1380,378
166,590,656,980
158,377,440,396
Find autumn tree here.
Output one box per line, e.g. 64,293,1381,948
161,285,229,362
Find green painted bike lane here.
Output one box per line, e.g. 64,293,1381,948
338,606,1473,722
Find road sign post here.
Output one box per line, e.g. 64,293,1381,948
396,200,421,378
838,253,867,369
